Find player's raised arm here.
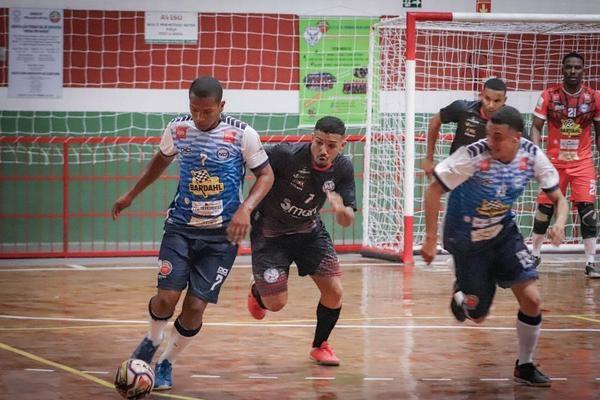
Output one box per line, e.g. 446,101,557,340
326,190,354,227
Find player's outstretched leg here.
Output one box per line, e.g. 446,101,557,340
131,299,172,363
247,280,267,320
310,275,342,366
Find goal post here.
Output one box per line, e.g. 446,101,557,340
362,12,600,262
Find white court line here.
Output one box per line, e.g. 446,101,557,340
247,375,279,379
82,370,109,375
480,378,509,381
305,377,335,380
191,374,221,379
421,378,452,381
25,368,54,372
1,314,599,332
550,377,568,381
364,377,394,381
66,264,87,270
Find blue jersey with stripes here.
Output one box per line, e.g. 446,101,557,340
434,138,559,244
159,114,268,229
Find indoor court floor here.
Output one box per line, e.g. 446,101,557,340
0,253,598,400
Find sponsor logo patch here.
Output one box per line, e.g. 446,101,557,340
463,294,479,310
322,180,335,192
217,148,230,160
176,126,188,139
263,267,281,284
159,260,172,276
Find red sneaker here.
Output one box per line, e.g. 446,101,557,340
309,342,340,366
247,282,266,320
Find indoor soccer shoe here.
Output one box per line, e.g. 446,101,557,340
310,342,340,366
532,256,541,267
131,337,160,364
584,262,600,279
153,359,173,390
247,281,266,320
513,360,551,387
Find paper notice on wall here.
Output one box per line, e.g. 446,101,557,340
8,8,64,98
145,12,198,44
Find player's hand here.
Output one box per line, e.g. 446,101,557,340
547,224,565,246
227,205,251,245
420,235,437,264
421,158,435,179
326,190,344,213
112,193,134,220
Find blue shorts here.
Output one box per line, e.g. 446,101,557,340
157,224,238,304
444,221,538,319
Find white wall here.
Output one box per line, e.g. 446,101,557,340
2,0,600,15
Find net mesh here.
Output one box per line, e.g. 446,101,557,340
365,17,600,255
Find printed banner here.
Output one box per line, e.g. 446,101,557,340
8,8,64,98
145,12,198,44
299,17,377,127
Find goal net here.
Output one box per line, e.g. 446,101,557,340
363,13,600,262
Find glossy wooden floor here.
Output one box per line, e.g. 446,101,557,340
0,254,598,400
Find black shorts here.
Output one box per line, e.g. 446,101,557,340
157,224,238,304
250,220,341,296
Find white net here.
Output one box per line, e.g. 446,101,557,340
364,16,600,258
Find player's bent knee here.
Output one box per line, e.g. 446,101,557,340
533,204,554,234
519,295,542,316
152,293,179,314
577,202,597,239
263,295,287,312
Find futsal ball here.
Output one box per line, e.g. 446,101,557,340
114,358,155,399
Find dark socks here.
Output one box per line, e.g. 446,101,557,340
312,302,341,348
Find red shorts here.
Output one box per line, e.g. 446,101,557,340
537,158,597,204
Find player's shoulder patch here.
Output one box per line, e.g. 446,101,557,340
465,140,489,158
221,114,247,130
169,114,193,124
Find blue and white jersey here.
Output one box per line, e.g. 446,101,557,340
159,114,268,229
434,138,559,244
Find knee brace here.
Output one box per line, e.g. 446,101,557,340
533,204,554,235
577,202,597,239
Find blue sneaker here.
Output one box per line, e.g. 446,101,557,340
131,337,160,364
153,359,173,391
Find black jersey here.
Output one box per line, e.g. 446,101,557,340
439,100,488,154
255,142,356,236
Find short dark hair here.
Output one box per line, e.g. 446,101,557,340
562,52,584,65
189,76,223,102
315,116,346,135
490,105,524,133
483,78,507,92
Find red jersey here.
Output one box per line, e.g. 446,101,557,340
533,84,600,166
